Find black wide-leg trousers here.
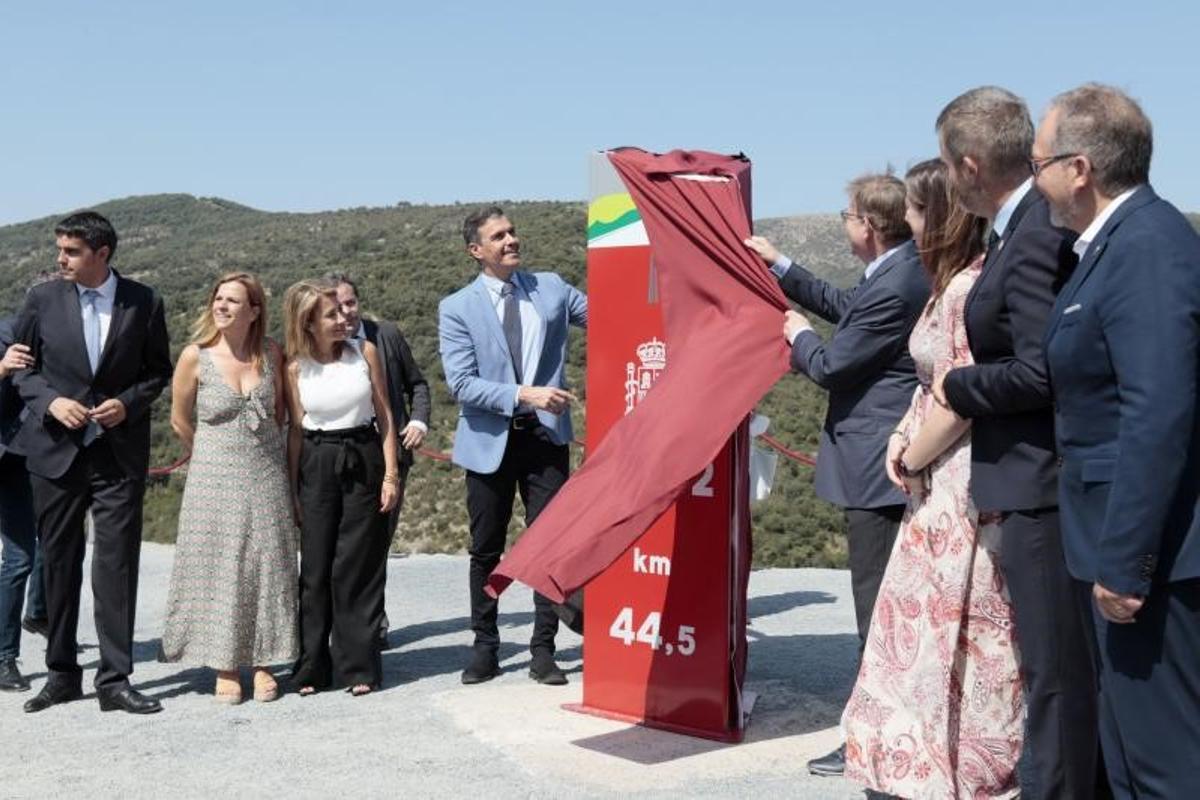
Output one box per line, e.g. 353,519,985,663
465,423,569,656
294,428,390,689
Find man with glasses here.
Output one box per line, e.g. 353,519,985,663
934,86,1102,798
1038,83,1200,798
745,172,929,778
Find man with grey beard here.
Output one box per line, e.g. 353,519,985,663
1037,83,1200,800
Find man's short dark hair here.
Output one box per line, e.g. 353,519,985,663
462,205,506,247
936,86,1034,182
324,271,359,298
54,211,118,262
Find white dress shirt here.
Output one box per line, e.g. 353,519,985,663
480,272,543,410
1072,187,1140,260
993,178,1034,240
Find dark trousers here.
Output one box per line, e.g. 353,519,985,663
0,453,46,661
465,423,568,655
999,508,1104,799
845,505,904,650
1088,579,1200,799
376,461,410,637
28,441,144,691
295,428,391,688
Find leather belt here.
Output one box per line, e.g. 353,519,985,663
510,414,540,431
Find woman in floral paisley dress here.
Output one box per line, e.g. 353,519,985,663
161,272,298,704
842,160,1024,799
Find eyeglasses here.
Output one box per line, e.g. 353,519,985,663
839,209,868,223
1029,153,1080,177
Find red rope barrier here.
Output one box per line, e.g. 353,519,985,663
754,433,818,467
147,454,191,477
150,434,817,475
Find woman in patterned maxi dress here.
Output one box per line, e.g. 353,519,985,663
842,161,1024,799
161,273,298,704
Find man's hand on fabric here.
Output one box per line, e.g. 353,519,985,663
518,386,576,414
783,310,812,345
743,236,781,267
1093,583,1144,624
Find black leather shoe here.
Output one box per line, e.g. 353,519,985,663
0,659,30,692
20,617,48,637
528,652,568,686
23,682,83,713
461,650,500,685
97,687,163,714
807,743,846,777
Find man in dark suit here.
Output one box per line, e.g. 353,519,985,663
0,314,44,691
934,86,1102,798
328,273,431,647
439,206,587,687
746,172,930,777
1038,83,1200,799
13,211,171,714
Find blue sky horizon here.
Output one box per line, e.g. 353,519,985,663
2,1,1196,227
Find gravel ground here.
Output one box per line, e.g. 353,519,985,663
1,544,867,799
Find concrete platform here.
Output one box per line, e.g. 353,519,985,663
0,544,865,799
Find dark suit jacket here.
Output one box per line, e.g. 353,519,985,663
943,187,1076,511
0,316,27,458
1045,186,1200,595
786,240,930,509
362,318,431,467
12,271,172,480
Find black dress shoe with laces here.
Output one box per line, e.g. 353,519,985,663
460,650,500,685
23,682,83,713
97,686,163,714
0,659,30,692
528,651,568,686
20,617,48,637
807,743,846,776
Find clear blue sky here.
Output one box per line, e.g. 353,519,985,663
1,1,1195,226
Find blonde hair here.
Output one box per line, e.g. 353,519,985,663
282,279,340,361
189,272,267,368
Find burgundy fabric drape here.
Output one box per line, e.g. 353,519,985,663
487,149,791,603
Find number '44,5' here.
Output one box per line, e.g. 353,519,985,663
608,607,696,656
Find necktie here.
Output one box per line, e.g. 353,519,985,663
987,229,1001,256
501,282,523,383
81,289,102,373
80,289,103,445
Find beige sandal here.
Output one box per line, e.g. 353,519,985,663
252,668,279,703
215,670,243,705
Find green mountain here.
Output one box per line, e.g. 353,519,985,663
0,195,915,568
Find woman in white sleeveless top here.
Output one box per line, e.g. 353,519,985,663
282,279,398,697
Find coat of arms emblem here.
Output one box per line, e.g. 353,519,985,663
624,337,667,415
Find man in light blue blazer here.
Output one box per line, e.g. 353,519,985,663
439,206,587,686
1038,84,1200,799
